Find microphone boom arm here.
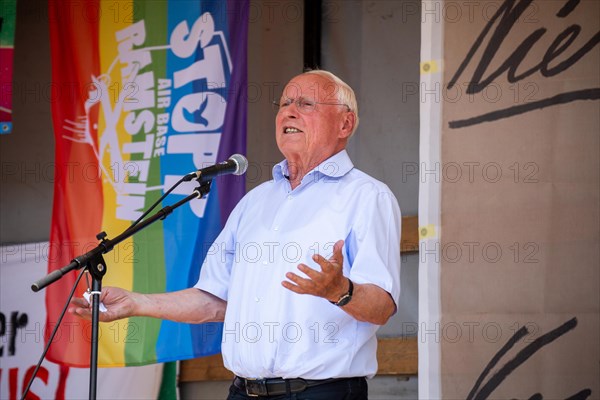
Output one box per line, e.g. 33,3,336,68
31,182,211,291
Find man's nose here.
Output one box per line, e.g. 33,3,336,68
281,103,300,118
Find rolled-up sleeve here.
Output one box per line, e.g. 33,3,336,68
346,188,402,306
194,198,245,301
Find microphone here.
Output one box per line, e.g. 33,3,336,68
183,154,248,182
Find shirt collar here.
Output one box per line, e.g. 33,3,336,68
272,149,354,182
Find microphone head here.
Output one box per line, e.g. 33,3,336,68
229,154,248,175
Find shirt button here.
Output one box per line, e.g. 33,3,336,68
273,226,279,231
287,195,292,200
262,260,268,265
255,297,260,302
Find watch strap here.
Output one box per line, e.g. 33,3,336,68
330,278,353,307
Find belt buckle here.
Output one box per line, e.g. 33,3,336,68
245,378,268,397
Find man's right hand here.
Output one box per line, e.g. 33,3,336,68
70,286,138,322
69,287,227,324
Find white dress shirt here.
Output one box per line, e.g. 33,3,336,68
195,150,401,379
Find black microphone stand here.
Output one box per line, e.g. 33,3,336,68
30,181,213,400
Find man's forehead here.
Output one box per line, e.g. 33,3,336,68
281,75,339,100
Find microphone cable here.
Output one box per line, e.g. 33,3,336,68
21,268,87,400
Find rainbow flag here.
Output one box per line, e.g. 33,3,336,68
0,0,16,134
46,0,248,367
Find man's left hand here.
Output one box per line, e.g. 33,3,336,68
282,239,349,302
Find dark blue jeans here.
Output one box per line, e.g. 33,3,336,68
226,377,368,399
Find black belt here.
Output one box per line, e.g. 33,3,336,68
233,375,348,397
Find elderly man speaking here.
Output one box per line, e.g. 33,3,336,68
71,70,401,400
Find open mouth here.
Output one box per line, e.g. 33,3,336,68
284,127,303,134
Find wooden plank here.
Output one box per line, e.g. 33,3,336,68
179,337,418,382
401,215,419,253
376,336,418,375
180,354,234,382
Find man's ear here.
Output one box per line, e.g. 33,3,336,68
339,112,356,139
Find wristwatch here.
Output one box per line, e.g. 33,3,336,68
330,278,354,307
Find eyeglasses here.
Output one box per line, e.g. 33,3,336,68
272,97,350,113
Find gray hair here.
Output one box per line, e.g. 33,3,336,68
303,70,360,136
